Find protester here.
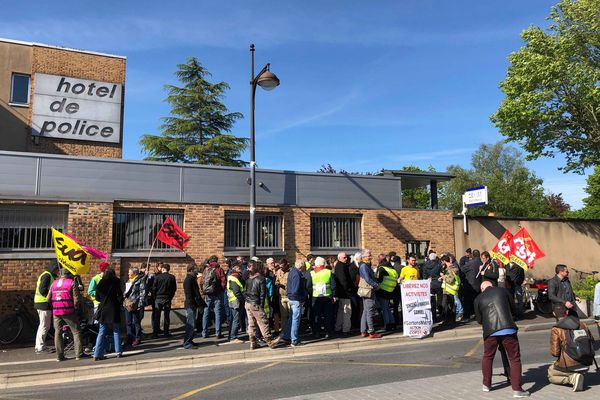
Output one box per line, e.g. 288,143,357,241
93,267,123,361
548,315,593,392
307,256,336,339
34,260,59,354
594,280,600,320
422,252,442,323
440,254,460,327
350,252,363,330
275,258,291,340
88,261,109,318
548,264,579,319
183,264,203,349
227,264,245,343
145,263,161,333
374,255,396,331
459,248,472,267
49,268,86,361
460,249,482,320
152,263,176,337
282,260,308,346
333,252,354,335
266,257,281,333
506,261,526,319
202,256,226,338
358,249,382,339
475,281,529,398
480,251,499,286
399,254,420,282
123,267,146,347
244,260,280,349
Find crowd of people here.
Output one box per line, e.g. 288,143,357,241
31,248,599,395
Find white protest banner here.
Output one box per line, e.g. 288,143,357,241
401,279,433,338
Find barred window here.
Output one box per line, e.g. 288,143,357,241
112,210,184,251
310,214,361,250
0,206,68,251
406,240,430,262
224,213,282,251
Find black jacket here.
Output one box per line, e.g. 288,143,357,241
153,272,177,302
422,259,442,290
548,275,575,305
34,266,57,311
461,257,483,292
475,286,517,338
481,260,500,286
183,272,203,309
245,274,266,306
95,276,123,324
333,261,354,298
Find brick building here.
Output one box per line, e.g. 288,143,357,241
0,38,455,315
0,37,125,158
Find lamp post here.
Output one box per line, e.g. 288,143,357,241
249,44,280,258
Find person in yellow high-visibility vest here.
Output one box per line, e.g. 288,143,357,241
227,264,245,343
88,262,109,318
307,257,337,339
34,260,60,354
440,254,460,327
375,254,397,331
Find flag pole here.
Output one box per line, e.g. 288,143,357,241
145,233,159,269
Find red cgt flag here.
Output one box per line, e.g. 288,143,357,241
509,227,545,270
156,217,190,251
490,229,513,265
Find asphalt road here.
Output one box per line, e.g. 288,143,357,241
0,329,567,400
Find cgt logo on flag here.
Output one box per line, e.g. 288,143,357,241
509,227,545,269
490,229,513,265
156,217,190,251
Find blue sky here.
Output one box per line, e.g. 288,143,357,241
1,0,590,208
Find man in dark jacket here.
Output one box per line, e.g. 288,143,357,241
244,260,279,349
282,260,308,346
34,260,59,354
548,264,579,319
201,256,227,339
460,249,483,320
183,264,203,349
333,252,354,335
547,315,592,391
481,251,500,286
422,252,442,323
152,263,177,337
475,281,529,398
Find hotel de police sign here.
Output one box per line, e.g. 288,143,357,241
32,73,122,144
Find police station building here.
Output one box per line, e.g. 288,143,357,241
0,38,454,313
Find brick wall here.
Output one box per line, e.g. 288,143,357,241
26,45,125,158
0,200,454,315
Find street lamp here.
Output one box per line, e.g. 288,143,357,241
249,43,280,258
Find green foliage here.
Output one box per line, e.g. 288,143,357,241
545,193,571,217
140,57,247,166
572,276,598,300
438,142,556,217
491,0,600,173
400,165,433,209
568,165,600,218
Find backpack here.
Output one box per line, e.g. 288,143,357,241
202,267,218,295
564,328,595,367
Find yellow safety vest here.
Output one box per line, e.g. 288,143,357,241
34,271,54,304
379,266,399,292
442,272,461,296
88,273,103,306
227,275,245,304
264,297,271,318
310,269,332,298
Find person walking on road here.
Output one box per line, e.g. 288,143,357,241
93,267,123,360
548,264,580,319
475,280,529,398
152,263,177,337
244,260,280,350
33,260,59,354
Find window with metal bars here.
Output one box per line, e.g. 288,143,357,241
0,206,68,251
112,210,184,251
224,213,282,251
310,214,361,250
405,240,430,263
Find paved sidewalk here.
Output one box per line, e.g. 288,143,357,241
278,360,600,400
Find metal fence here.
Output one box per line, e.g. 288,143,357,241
112,210,183,251
0,206,67,250
224,213,282,251
310,214,361,250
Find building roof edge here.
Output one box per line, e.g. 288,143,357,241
0,37,126,60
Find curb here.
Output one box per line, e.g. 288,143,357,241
0,328,483,390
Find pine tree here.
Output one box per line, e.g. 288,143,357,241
140,57,247,166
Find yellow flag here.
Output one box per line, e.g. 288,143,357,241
52,228,90,275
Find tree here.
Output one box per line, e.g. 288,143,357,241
545,193,571,217
316,164,375,175
438,142,557,217
569,165,600,218
400,165,433,209
491,0,600,173
140,57,247,166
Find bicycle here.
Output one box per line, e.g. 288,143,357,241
0,295,40,345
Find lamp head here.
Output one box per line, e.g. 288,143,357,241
257,64,280,91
